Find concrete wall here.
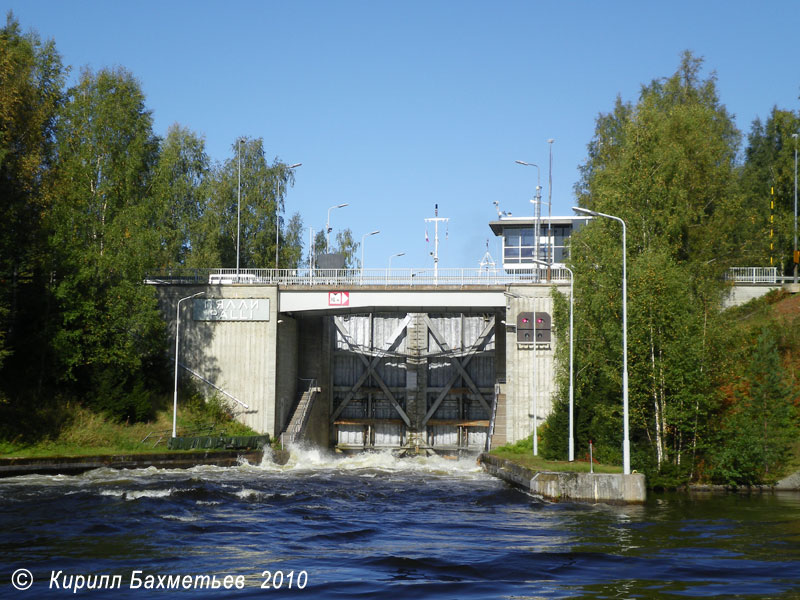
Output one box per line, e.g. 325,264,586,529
297,316,331,447
722,284,781,308
480,454,646,504
156,285,279,435
154,282,567,446
503,284,569,444
275,315,298,433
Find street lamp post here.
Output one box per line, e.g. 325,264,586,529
326,203,349,253
275,163,302,270
534,259,574,461
793,133,798,284
173,291,205,438
572,206,630,475
515,160,544,268
389,252,405,270
547,139,555,265
360,230,380,283
388,252,405,286
237,138,244,275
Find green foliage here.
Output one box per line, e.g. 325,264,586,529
197,138,302,269
182,390,257,437
539,396,569,460
46,67,167,409
561,52,743,479
281,212,305,269
0,13,64,379
89,368,156,423
496,434,533,454
0,15,309,443
644,461,692,490
313,227,359,268
151,124,210,268
710,326,797,486
739,108,800,274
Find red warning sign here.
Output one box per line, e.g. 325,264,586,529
328,291,350,306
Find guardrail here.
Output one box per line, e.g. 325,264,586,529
725,267,779,284
146,267,574,287
146,266,789,287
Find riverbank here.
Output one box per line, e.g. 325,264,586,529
479,453,647,504
0,448,291,478
0,399,261,459
484,451,800,495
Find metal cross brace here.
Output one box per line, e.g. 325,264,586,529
422,315,495,424
330,315,412,426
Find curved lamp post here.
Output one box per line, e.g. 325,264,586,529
326,203,349,253
515,160,543,264
237,138,244,274
547,140,555,264
173,291,205,438
793,133,798,284
572,206,630,475
360,230,380,283
389,252,405,269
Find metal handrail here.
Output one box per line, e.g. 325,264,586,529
286,379,319,444
146,267,574,287
147,266,786,287
725,267,779,284
485,383,500,452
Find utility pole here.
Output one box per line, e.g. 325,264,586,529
793,133,798,283
515,160,542,273
237,138,243,275
425,204,449,284
547,139,555,266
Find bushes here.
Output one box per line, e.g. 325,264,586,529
709,326,797,486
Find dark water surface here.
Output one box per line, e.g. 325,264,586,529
1,449,799,599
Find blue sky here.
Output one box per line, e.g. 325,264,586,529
5,0,799,269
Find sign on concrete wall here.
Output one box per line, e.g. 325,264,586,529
193,298,271,321
328,291,350,306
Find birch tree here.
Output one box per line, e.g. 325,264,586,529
544,53,743,479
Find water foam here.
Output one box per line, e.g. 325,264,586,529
264,444,485,478
99,487,178,501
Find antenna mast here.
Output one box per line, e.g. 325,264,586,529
479,239,496,272
424,203,449,284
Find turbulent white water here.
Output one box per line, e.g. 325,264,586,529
2,448,800,599
259,445,485,477
0,447,487,502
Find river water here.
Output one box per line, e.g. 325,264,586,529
1,449,799,599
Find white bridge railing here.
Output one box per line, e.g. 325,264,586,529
146,266,784,287
146,267,573,287
725,267,779,284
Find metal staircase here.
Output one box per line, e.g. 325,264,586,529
486,382,506,450
283,380,320,445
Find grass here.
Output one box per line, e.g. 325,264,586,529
490,437,624,474
0,394,260,459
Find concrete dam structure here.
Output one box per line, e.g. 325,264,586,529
154,272,568,453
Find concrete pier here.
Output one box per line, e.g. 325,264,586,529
479,453,646,504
